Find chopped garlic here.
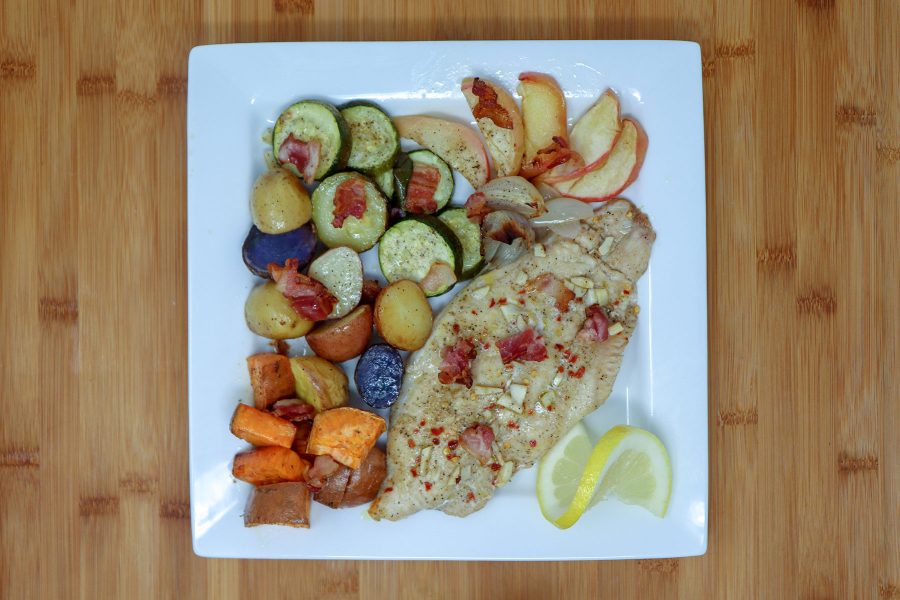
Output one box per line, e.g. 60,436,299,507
599,236,614,255
551,371,565,387
509,383,528,404
533,244,546,258
471,286,490,299
583,288,597,306
500,304,521,322
569,276,594,289
495,462,515,487
608,322,624,336
496,392,523,413
420,446,433,474
513,270,528,286
596,288,609,306
473,385,503,396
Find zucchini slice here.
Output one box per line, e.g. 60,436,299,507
438,207,484,279
273,100,350,182
340,101,400,174
372,166,395,199
378,216,462,296
312,172,388,252
392,150,454,215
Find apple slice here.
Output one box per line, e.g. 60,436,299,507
544,89,622,184
517,72,568,178
393,115,490,188
461,77,525,177
552,118,648,202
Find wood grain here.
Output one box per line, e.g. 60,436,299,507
1,1,897,598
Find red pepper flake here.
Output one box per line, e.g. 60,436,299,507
555,316,562,322
575,297,584,303
483,342,491,350
471,309,479,315
568,354,579,364
413,428,420,434
613,300,620,306
448,439,459,449
452,323,460,334
466,491,476,502
424,481,433,491
455,475,461,484
623,289,631,295
488,298,496,308
490,463,501,471
411,468,418,477
447,453,458,461
527,409,535,416
419,420,426,427
529,440,537,448
431,427,445,436
547,404,555,412
554,343,564,351
384,487,393,493
507,421,519,430
498,298,508,305
432,437,440,445
415,455,421,465
517,289,526,295
407,439,415,448
572,366,586,378
485,403,497,410
518,299,526,305
557,366,565,373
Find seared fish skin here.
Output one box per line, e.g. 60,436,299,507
369,199,655,520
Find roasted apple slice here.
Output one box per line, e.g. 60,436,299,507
517,72,570,178
545,89,622,184
461,77,525,177
552,118,648,202
393,115,490,188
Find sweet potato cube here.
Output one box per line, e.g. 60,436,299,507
232,446,308,486
247,353,296,409
230,403,296,448
306,407,386,469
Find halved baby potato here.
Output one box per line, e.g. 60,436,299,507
308,247,363,319
245,281,314,340
250,168,312,234
374,280,433,351
306,305,373,362
289,356,349,413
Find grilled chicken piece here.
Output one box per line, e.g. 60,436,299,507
369,199,655,520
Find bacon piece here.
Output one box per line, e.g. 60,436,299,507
520,136,578,179
496,328,548,364
360,279,382,305
306,454,342,488
420,262,457,297
530,273,575,312
471,78,513,129
269,399,316,424
268,259,337,322
438,337,477,388
577,304,610,342
277,133,320,184
464,192,491,224
405,163,440,214
331,178,367,228
459,424,495,465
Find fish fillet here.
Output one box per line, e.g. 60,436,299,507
369,199,655,520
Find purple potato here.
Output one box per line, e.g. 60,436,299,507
242,223,317,278
354,344,404,409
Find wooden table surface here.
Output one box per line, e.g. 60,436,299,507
1,1,898,598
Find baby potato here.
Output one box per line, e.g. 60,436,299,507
251,168,312,234
374,280,433,351
245,281,314,340
289,356,349,413
306,305,373,362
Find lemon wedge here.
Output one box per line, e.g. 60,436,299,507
537,424,672,529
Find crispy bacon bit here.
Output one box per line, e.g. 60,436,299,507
419,262,457,297
306,454,341,488
578,304,610,342
520,136,577,179
459,423,495,465
360,279,381,305
464,192,491,224
407,439,415,448
471,78,514,129
331,178,367,228
424,481,433,491
438,338,477,388
530,273,575,312
269,399,315,423
277,133,320,184
268,259,337,321
405,163,441,214
496,328,548,364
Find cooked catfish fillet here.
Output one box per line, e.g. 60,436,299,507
369,199,655,520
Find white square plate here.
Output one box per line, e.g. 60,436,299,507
187,40,707,560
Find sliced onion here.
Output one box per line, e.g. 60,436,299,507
531,198,595,227
548,220,582,239
482,237,526,272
